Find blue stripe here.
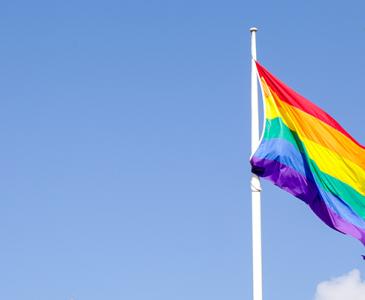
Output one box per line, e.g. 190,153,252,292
253,138,365,229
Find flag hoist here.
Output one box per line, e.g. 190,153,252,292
250,27,263,300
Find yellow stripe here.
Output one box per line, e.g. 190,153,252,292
304,138,365,195
260,77,365,169
260,78,365,196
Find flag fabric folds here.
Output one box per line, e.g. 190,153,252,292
251,61,365,245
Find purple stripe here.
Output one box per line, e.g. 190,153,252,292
251,157,365,245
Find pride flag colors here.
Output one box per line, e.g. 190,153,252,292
251,61,365,245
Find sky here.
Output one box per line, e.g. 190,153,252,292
0,0,365,299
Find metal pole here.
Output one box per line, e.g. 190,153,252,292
250,27,263,300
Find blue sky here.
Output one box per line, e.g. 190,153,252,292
0,0,365,299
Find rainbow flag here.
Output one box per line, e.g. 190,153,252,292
251,61,365,245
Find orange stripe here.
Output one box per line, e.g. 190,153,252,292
256,61,365,150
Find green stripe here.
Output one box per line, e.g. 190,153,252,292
264,117,365,218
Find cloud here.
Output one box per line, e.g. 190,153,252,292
314,269,365,300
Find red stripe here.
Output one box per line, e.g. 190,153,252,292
255,61,365,149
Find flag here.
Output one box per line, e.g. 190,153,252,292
251,61,365,245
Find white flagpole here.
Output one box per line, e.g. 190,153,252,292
250,27,263,300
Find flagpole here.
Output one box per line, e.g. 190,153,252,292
250,27,263,300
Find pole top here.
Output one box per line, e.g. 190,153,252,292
250,27,258,32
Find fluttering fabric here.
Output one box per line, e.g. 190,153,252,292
251,61,365,245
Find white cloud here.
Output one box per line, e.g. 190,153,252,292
314,269,365,300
